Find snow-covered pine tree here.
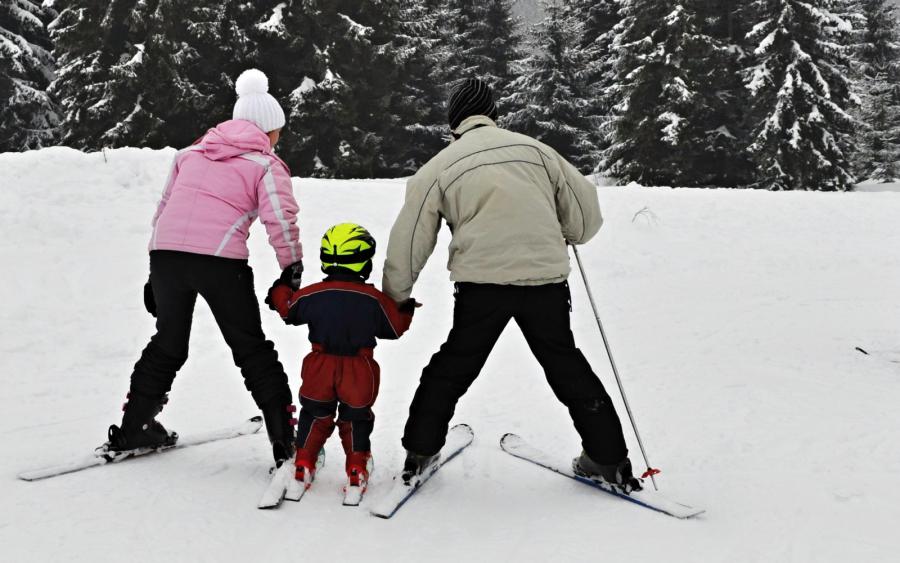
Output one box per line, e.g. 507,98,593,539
52,0,277,150
744,0,858,190
561,0,621,170
385,0,453,174
172,0,275,141
284,0,407,178
854,0,900,181
504,3,596,172
604,0,730,186
478,0,522,98
253,1,318,168
51,0,131,148
445,0,522,100
689,0,754,187
0,0,58,151
96,0,189,148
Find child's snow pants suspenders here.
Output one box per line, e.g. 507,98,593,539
295,344,380,456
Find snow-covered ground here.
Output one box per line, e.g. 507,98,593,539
1,147,899,562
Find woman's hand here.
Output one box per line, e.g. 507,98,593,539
143,279,157,317
264,262,303,311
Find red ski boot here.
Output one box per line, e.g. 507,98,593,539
294,447,319,490
343,451,373,506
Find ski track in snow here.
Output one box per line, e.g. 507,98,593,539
1,147,899,562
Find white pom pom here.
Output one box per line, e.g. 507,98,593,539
235,69,269,97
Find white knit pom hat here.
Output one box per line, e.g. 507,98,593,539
232,69,286,133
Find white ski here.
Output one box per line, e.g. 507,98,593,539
258,462,296,509
342,456,374,507
18,416,264,481
370,423,474,519
342,483,365,506
258,448,325,509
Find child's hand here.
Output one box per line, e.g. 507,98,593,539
265,284,294,318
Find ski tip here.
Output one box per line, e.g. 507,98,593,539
499,433,523,449
450,423,473,433
248,415,264,424
257,489,287,509
855,346,869,355
370,507,396,519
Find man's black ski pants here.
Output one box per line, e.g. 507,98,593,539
402,281,629,465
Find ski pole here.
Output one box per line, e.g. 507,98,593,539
571,245,659,491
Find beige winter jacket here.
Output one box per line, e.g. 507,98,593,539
382,115,603,302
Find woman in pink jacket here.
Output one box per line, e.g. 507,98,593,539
108,70,303,466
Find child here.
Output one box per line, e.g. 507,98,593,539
267,223,416,494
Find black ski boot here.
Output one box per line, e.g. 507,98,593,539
401,450,440,485
572,451,643,494
260,400,297,467
108,392,176,451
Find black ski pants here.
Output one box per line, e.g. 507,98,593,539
129,250,291,408
402,282,629,464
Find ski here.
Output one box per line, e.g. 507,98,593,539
343,483,365,506
342,456,374,507
370,423,474,519
499,433,704,520
258,449,325,509
258,462,296,509
17,416,264,482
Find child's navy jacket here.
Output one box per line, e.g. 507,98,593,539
270,274,413,356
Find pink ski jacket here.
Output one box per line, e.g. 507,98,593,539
149,119,302,269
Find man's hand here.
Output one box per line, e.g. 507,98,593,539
399,298,422,315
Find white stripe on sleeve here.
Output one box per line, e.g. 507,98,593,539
238,153,300,264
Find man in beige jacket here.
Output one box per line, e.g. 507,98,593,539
383,78,641,493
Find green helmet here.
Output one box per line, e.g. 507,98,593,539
320,223,376,279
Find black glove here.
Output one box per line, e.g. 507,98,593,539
279,261,304,291
265,262,303,311
143,279,157,318
399,298,421,315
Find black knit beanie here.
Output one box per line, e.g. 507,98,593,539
447,78,498,131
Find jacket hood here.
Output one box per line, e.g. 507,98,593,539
199,119,273,161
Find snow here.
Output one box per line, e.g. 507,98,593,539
291,76,317,100
125,43,144,67
658,111,683,145
258,2,287,33
339,13,373,38
856,180,900,192
756,28,777,55
1,148,900,562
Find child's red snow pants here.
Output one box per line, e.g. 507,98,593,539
294,344,380,465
